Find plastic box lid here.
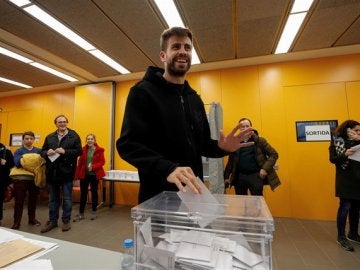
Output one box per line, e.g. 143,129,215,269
131,191,274,235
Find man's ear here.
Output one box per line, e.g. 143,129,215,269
159,51,166,63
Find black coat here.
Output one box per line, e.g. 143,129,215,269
329,138,360,200
0,143,15,187
41,129,82,184
117,66,226,203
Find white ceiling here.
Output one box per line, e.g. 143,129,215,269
0,0,360,96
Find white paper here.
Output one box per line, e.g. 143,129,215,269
177,177,224,227
139,217,154,247
143,245,175,270
233,244,263,267
6,259,53,270
0,229,24,244
48,153,60,163
348,144,360,162
175,242,212,262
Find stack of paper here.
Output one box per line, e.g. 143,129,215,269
0,228,58,270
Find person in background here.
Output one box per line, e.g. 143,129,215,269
40,115,82,233
116,27,254,203
11,131,42,229
0,143,14,226
224,118,281,195
329,119,360,251
74,134,105,221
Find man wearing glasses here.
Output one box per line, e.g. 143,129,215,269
40,115,82,233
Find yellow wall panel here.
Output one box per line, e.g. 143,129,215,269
221,67,261,133
283,83,348,220
346,81,360,120
74,82,113,172
282,54,360,86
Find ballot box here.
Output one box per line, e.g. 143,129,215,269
131,191,274,270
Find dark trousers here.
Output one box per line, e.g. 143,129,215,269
0,182,8,220
13,180,39,224
79,174,99,213
337,198,360,237
234,172,264,196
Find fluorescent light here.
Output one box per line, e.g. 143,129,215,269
0,76,32,88
23,5,95,51
275,13,307,54
154,0,201,65
154,0,184,28
30,63,78,82
8,0,31,7
292,0,314,13
14,2,131,73
0,47,32,63
274,0,314,54
88,49,130,74
1,46,78,82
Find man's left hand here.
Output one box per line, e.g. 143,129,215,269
218,125,254,152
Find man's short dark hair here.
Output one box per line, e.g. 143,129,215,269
160,27,193,51
54,114,68,124
22,131,35,139
239,118,252,127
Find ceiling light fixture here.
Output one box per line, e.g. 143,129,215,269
8,0,130,74
0,76,32,88
275,0,314,54
153,0,201,65
0,46,77,82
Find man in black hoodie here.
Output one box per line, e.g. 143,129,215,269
117,27,253,203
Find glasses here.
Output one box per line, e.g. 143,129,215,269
57,121,67,124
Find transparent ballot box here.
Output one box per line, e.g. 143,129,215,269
131,191,274,270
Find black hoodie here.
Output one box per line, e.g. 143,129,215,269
117,66,226,203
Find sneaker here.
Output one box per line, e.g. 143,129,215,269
90,211,97,220
73,214,85,222
337,236,354,251
62,222,71,232
347,233,360,244
41,221,58,233
29,219,41,226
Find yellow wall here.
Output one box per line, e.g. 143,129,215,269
0,88,75,152
1,54,360,220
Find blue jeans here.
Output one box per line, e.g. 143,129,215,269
337,198,360,237
48,181,73,223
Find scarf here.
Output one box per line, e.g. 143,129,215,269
334,136,349,170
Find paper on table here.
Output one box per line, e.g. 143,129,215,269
48,153,60,163
143,245,175,270
5,259,53,270
348,144,360,162
0,239,44,268
0,229,23,244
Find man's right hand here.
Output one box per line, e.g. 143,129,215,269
167,167,202,194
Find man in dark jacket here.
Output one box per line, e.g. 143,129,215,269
117,27,253,203
0,143,14,225
224,118,281,195
40,115,82,233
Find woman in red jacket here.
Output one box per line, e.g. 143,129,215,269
74,134,105,221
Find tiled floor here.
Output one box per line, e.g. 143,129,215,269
1,200,360,269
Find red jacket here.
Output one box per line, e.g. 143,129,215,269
75,144,105,180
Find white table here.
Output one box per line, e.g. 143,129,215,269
3,229,123,270
102,177,139,207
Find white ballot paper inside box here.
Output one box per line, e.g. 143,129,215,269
177,177,225,228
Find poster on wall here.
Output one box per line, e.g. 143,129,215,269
296,120,338,142
9,133,23,146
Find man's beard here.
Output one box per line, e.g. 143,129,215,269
167,57,191,77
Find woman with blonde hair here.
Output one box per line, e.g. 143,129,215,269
74,134,105,221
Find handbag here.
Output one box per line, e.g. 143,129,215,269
4,184,14,203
